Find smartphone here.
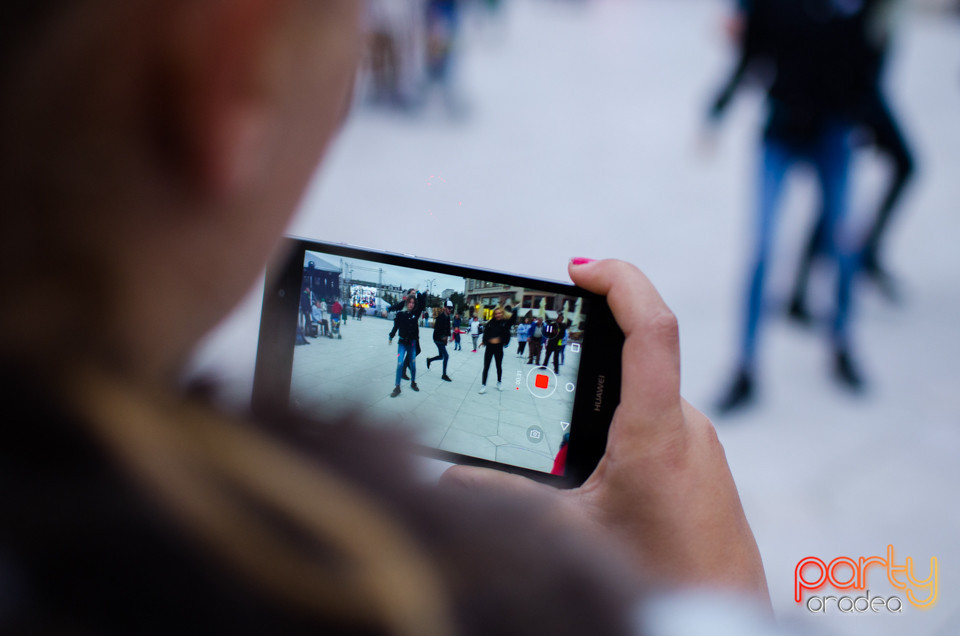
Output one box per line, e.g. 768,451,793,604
253,237,623,487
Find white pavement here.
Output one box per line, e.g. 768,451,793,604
190,1,960,633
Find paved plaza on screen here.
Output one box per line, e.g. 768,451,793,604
292,316,580,473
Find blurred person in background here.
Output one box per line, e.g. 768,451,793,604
364,0,425,108
787,0,916,316
712,0,878,413
705,0,774,133
1,1,778,634
424,0,466,115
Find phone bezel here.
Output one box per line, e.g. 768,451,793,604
253,237,622,487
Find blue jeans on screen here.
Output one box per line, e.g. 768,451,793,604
395,341,417,385
432,340,449,375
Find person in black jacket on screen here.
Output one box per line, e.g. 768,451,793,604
541,312,567,375
388,289,424,380
427,300,454,381
389,293,426,397
479,306,511,394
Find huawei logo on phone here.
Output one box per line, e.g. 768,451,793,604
594,375,605,412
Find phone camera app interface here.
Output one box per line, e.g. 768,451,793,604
291,250,587,475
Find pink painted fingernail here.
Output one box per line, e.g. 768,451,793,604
570,257,596,266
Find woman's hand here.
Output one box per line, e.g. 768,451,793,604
441,259,770,607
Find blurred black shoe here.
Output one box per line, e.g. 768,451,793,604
716,369,754,415
426,358,432,370
390,386,401,398
441,374,452,382
402,371,410,380
833,349,865,392
411,382,419,392
787,297,814,326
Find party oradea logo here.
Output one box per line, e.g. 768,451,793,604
795,545,938,614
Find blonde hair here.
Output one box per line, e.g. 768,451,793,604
67,367,453,635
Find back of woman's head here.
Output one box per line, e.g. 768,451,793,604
1,0,361,374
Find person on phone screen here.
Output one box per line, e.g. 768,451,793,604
426,300,453,381
541,312,566,374
478,306,511,394
527,316,544,365
330,298,343,338
516,315,532,359
311,299,328,338
452,312,462,350
389,294,425,397
558,327,567,366
469,314,480,352
2,2,773,634
389,289,424,380
299,285,313,337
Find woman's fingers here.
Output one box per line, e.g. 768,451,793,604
568,259,682,426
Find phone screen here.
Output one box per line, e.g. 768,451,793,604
288,246,592,476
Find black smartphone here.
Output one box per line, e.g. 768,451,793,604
253,237,623,487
